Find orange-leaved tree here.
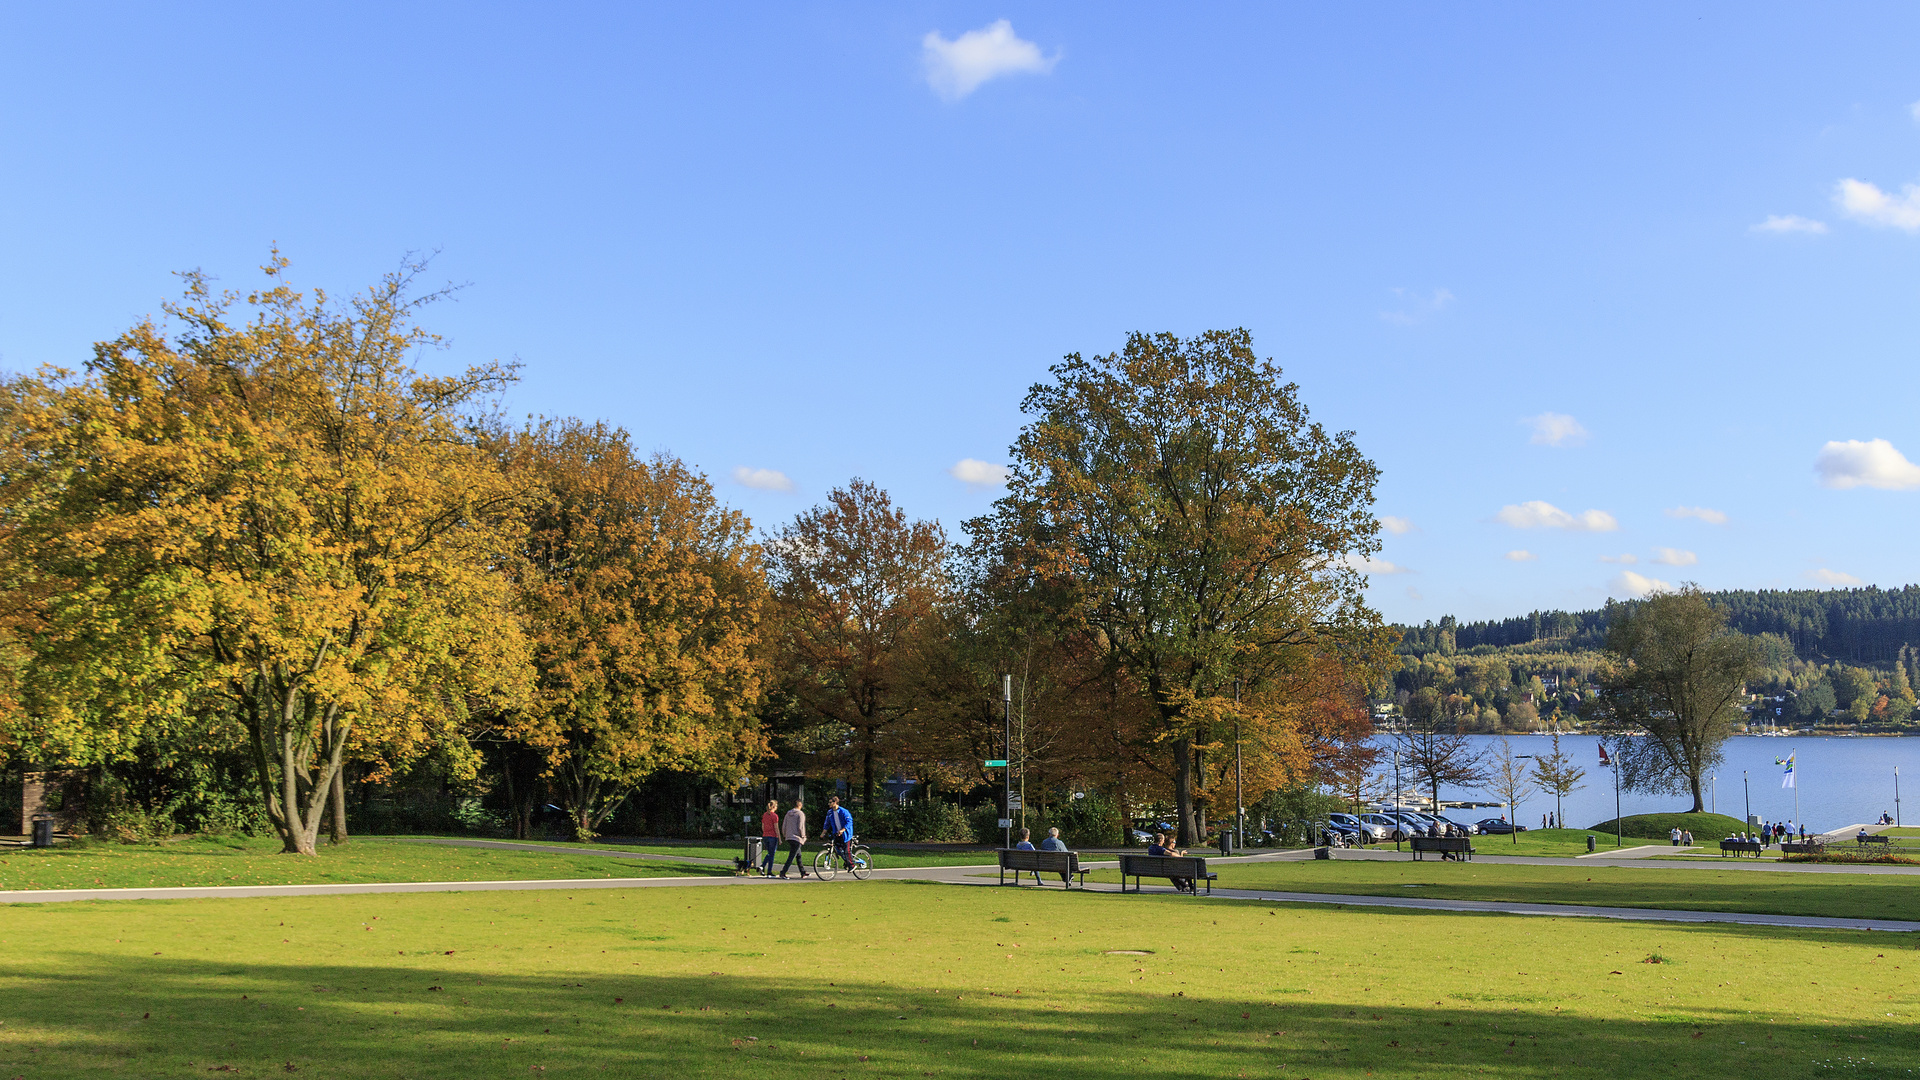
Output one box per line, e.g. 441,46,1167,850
0,256,531,854
512,420,768,840
767,479,947,808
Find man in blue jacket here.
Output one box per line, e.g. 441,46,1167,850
822,795,855,871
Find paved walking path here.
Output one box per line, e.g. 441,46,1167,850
389,837,738,866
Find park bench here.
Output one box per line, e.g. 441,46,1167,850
1857,834,1892,848
1408,836,1474,861
1780,840,1824,855
1719,840,1764,857
1118,853,1216,894
997,848,1091,888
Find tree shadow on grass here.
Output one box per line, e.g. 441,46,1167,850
4,950,1916,1079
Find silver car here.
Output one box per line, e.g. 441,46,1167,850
1361,813,1414,841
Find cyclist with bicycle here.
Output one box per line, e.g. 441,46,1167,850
821,795,855,871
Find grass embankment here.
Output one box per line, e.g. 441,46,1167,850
1368,828,1631,858
1112,859,1920,923
1,882,1913,1079
457,836,1005,868
0,836,728,892
1584,813,1748,840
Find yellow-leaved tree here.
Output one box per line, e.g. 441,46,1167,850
0,256,531,854
512,420,768,840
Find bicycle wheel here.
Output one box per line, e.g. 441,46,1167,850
848,845,872,880
812,846,837,880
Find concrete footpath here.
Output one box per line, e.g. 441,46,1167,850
3,845,1916,934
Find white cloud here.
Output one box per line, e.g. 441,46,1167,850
1344,553,1411,575
922,20,1056,101
1750,215,1828,235
949,458,1010,488
1599,553,1639,565
732,466,794,492
1909,100,1920,122
1814,438,1920,490
1651,547,1698,567
1504,550,1537,562
1665,505,1729,525
1379,287,1454,325
1378,515,1415,535
1835,178,1920,231
1524,412,1589,447
1810,568,1864,587
1495,500,1619,532
1613,570,1673,599
1405,586,1424,602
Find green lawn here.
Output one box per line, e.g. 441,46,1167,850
0,836,728,891
1106,858,1920,923
1,881,1914,1078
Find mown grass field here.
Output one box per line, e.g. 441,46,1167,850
1,881,1914,1078
1102,858,1920,923
0,836,728,891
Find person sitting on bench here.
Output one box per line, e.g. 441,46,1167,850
1039,826,1073,885
1147,832,1196,894
1014,828,1044,884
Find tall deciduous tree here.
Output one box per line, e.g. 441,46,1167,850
978,329,1388,844
0,257,531,854
1588,585,1763,813
768,479,947,808
512,420,768,840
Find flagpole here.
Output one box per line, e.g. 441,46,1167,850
1792,750,1798,829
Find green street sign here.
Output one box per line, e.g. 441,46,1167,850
985,759,1008,767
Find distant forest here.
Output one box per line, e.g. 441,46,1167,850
1395,585,1920,667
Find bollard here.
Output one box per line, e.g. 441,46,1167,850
1586,834,1596,853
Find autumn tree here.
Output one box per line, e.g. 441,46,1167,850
1530,731,1585,827
1484,737,1536,843
768,479,947,808
1395,699,1488,816
511,420,768,840
977,329,1387,844
0,256,530,854
1587,585,1763,813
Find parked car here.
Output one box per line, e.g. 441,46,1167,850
1361,813,1414,841
1475,818,1527,834
1329,813,1383,843
1433,815,1480,835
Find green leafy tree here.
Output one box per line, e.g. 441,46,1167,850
1586,585,1763,814
977,330,1389,845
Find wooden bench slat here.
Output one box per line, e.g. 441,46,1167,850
1117,853,1215,894
997,848,1090,887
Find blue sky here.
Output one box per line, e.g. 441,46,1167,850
3,4,1918,625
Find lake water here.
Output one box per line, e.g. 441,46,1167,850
1376,734,1920,834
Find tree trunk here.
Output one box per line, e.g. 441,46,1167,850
329,765,348,845
1173,736,1195,846
1687,773,1705,814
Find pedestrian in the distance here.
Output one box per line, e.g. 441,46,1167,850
759,799,781,876
779,798,809,879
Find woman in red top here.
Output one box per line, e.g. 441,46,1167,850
759,800,781,876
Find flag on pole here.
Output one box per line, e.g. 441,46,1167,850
1597,742,1611,767
1775,752,1795,789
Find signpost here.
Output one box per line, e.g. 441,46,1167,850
985,760,1008,768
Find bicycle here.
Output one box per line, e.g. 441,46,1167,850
811,836,873,880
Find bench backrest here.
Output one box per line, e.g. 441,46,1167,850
999,848,1079,871
1119,853,1209,877
1720,840,1762,850
1409,836,1471,850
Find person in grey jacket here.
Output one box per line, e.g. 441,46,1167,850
779,799,809,878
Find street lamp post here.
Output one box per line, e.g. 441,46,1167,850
1710,774,1716,816
1002,675,1013,851
1393,748,1402,853
1234,679,1243,851
1743,770,1750,834
1897,766,1902,828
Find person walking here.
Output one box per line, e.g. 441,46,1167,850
779,798,809,878
759,799,781,876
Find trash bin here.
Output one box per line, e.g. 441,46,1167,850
30,817,53,848
1218,832,1234,855
741,835,763,871
1313,846,1332,860
1586,834,1596,853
